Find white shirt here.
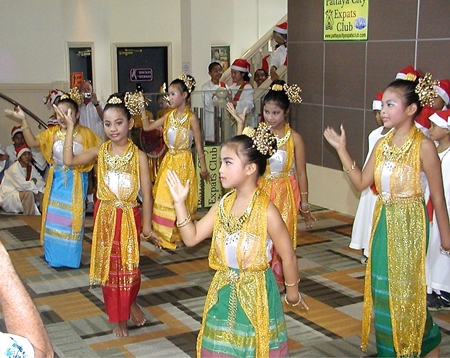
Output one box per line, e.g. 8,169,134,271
79,101,105,141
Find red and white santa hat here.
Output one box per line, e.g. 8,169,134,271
231,59,251,74
15,144,31,159
429,108,450,130
11,126,22,138
372,91,383,111
434,79,450,106
395,65,423,80
414,105,434,136
274,22,288,35
43,89,64,106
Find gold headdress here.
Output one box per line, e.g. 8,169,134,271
124,92,145,116
60,87,83,105
270,83,302,103
415,73,438,107
107,95,123,105
159,83,169,103
178,74,196,93
242,122,277,156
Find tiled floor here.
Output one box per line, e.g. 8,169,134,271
1,206,450,357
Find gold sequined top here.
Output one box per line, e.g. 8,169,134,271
197,189,271,357
362,126,427,357
90,140,141,286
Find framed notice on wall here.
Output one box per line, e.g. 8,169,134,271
323,0,369,41
211,46,230,71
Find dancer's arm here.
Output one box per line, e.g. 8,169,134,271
226,103,246,134
166,170,215,246
138,150,154,240
4,107,40,148
191,113,210,181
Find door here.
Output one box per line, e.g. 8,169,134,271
117,46,168,94
68,47,93,87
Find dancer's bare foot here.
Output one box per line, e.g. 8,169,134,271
175,240,185,248
130,302,146,326
113,321,129,337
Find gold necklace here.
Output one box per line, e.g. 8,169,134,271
104,140,134,170
56,126,79,141
382,128,415,162
274,126,291,148
168,107,190,126
218,189,259,235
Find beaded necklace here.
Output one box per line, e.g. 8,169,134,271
218,188,260,235
56,126,79,141
381,128,415,162
274,125,291,149
168,107,190,126
103,139,134,171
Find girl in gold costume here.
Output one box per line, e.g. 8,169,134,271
59,92,154,337
324,75,450,357
142,74,210,250
229,80,314,291
166,123,309,357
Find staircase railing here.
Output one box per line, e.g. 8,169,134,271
220,14,287,86
0,92,48,128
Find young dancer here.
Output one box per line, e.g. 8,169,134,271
4,90,101,269
166,122,308,357
426,109,450,310
142,74,210,250
324,74,450,357
228,80,314,291
60,92,153,337
350,92,391,263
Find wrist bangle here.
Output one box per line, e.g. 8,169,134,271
300,191,308,195
94,103,99,107
21,126,30,130
176,213,191,228
299,203,310,214
284,278,300,287
440,245,450,256
284,292,302,307
343,160,356,174
141,231,154,239
142,117,149,120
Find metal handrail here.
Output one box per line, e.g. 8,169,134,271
0,92,48,129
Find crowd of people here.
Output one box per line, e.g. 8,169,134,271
1,20,450,357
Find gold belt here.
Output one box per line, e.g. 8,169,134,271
378,194,423,206
265,168,294,180
103,200,138,209
168,148,191,155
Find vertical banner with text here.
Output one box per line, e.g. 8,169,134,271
323,0,369,41
197,146,223,209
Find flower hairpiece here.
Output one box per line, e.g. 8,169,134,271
270,83,302,103
415,73,438,107
60,87,83,105
107,96,123,105
178,74,196,93
404,73,418,82
159,83,169,103
242,122,277,157
124,92,145,116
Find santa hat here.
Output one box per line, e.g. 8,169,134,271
231,59,251,74
429,109,450,130
274,22,288,35
372,91,383,111
434,79,450,106
43,89,64,105
11,126,22,138
15,144,31,159
414,105,434,136
395,65,423,80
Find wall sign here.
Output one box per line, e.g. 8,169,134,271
323,0,369,41
129,68,153,82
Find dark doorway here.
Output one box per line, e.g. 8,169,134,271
68,47,93,87
117,46,168,94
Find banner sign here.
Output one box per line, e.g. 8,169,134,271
323,0,369,41
197,146,222,209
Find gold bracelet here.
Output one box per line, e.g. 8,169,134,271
284,292,302,307
300,191,308,195
343,160,356,174
198,154,205,158
63,145,72,151
176,214,191,228
21,126,30,130
299,203,310,214
142,117,149,121
284,278,300,287
141,231,154,239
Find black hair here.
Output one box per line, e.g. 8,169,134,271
58,97,79,114
170,75,196,99
240,71,251,82
254,68,268,77
223,133,276,177
263,79,290,112
386,79,421,119
208,62,222,73
104,93,131,120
